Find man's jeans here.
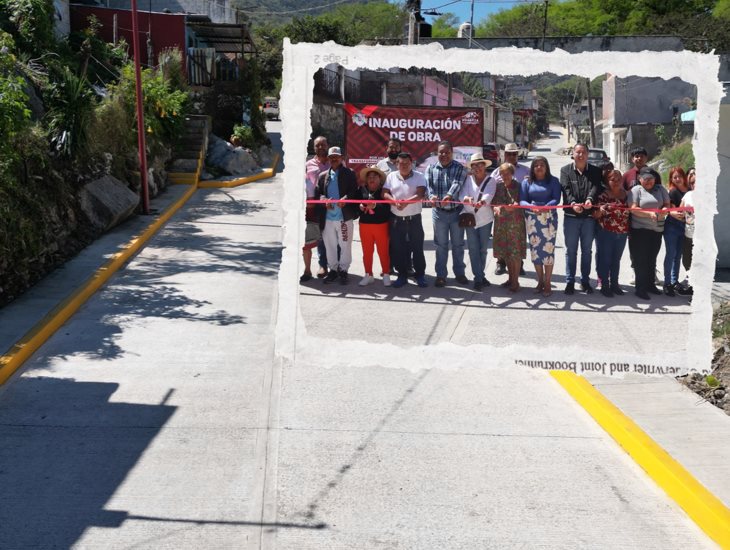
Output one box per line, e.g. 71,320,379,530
432,208,466,279
465,222,492,284
563,215,596,285
595,226,628,288
663,221,684,285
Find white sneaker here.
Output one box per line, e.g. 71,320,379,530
383,274,391,287
359,274,374,287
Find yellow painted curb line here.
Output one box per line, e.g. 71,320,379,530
551,370,730,548
0,183,198,386
198,153,280,189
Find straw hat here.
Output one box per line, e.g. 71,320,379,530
467,152,489,169
359,165,387,183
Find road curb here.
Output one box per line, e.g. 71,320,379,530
551,370,730,548
198,153,281,189
0,184,199,386
0,150,282,387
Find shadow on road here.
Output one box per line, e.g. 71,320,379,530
0,377,176,548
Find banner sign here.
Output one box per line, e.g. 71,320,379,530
343,103,483,172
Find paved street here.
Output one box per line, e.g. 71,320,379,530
0,123,723,549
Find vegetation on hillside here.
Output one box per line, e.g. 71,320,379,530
459,0,730,52
0,0,191,304
253,0,406,94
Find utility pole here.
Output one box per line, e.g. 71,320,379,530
541,0,549,52
407,0,421,45
130,0,150,214
469,0,474,49
586,77,596,147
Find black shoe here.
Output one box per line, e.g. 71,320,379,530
482,278,491,287
455,274,469,285
635,290,651,300
323,270,339,284
564,282,575,295
610,285,624,296
663,284,676,297
494,264,506,275
647,285,662,295
339,270,348,284
407,269,417,279
581,282,594,294
676,283,693,296
317,267,328,279
300,272,312,283
600,286,613,298
473,280,484,291
435,277,446,288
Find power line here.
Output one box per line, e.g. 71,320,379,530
233,0,354,15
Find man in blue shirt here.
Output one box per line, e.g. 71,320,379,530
426,141,468,287
314,147,360,284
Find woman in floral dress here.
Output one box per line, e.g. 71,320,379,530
492,163,526,292
520,156,561,297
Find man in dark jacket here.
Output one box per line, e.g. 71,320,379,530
315,146,360,284
560,143,603,295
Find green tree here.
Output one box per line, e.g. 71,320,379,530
431,13,459,38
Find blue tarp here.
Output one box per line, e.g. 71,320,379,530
681,110,696,122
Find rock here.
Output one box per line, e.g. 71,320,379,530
200,170,214,181
206,134,257,175
257,145,274,167
714,389,726,399
79,175,139,233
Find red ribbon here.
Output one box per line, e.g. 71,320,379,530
306,199,694,214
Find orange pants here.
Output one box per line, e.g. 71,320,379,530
360,222,390,275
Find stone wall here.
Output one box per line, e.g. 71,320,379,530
310,100,345,150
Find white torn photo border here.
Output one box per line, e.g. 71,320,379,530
276,40,722,378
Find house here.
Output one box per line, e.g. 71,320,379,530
602,75,696,170
69,3,255,85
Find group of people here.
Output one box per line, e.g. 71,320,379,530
301,136,696,300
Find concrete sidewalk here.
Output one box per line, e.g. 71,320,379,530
0,166,727,546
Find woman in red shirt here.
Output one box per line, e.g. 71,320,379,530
593,170,630,297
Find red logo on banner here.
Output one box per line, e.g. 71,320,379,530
343,103,483,170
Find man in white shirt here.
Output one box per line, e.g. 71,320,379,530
383,152,428,288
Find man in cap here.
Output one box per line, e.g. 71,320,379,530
490,143,529,277
315,146,360,284
426,140,468,288
559,142,603,294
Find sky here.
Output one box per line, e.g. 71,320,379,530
403,0,527,27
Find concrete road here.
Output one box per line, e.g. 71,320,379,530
0,123,715,548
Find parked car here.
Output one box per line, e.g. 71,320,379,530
482,142,501,167
587,148,610,166
262,97,279,120
518,142,529,160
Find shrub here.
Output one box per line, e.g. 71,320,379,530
655,139,695,183
231,124,256,149
0,33,31,160
87,92,135,180
114,62,189,152
158,47,186,92
0,0,56,56
45,65,96,159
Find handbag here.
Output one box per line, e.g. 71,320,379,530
458,212,476,227
459,176,491,228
